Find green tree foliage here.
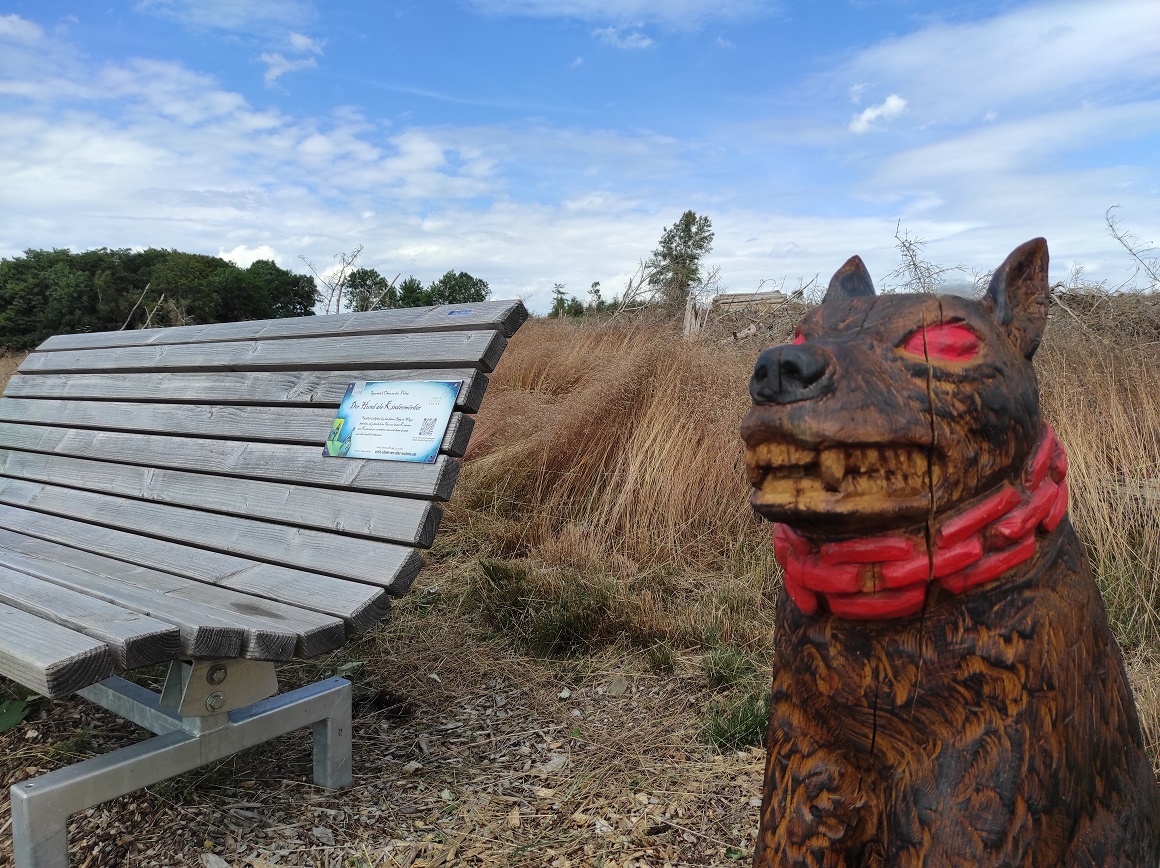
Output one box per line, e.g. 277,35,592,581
0,248,319,350
247,259,317,319
550,280,617,318
397,275,427,308
647,210,715,308
344,267,398,312
336,267,490,312
426,270,490,306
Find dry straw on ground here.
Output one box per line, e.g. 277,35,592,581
1,291,1159,865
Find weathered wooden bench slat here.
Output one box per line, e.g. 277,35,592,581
3,302,530,864
0,423,460,500
0,450,443,547
19,330,508,375
3,368,490,413
0,566,180,670
0,528,344,659
0,477,424,590
0,506,391,632
36,300,528,351
0,601,116,698
0,399,475,457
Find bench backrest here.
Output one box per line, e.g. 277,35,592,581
0,301,525,696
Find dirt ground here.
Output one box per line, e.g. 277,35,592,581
0,571,767,867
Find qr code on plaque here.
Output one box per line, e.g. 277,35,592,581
419,417,437,437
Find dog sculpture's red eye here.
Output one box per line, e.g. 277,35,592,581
900,322,981,362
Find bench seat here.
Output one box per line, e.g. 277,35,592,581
0,300,526,867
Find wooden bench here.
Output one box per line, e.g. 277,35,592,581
0,299,527,867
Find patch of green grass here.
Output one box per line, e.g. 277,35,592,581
472,558,625,655
701,646,756,689
701,688,770,751
645,642,676,674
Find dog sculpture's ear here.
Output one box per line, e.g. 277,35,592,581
982,237,1049,359
822,255,876,304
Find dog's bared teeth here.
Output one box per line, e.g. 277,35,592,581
756,441,789,467
818,447,845,491
744,459,765,487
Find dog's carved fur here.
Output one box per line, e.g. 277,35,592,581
741,239,1160,866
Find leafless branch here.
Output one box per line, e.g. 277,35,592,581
1107,206,1160,289
120,283,151,330
884,221,964,293
300,245,364,315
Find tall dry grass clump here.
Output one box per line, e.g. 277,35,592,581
464,317,761,571
445,304,1160,764
1037,312,1160,767
446,317,778,651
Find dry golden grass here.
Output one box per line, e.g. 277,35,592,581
0,351,25,386
447,308,1160,768
2,296,1160,864
446,317,779,652
1036,319,1160,771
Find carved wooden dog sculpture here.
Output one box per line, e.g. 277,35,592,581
741,239,1160,866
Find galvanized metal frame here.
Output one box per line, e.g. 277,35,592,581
9,667,353,868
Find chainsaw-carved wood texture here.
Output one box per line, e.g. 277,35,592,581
741,238,1160,865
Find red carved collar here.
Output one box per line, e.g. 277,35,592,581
772,425,1069,620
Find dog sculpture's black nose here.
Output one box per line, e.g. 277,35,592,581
750,344,835,405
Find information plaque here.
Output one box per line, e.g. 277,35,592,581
323,380,463,463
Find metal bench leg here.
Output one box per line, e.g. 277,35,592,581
313,684,353,789
9,676,354,867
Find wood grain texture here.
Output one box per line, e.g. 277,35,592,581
0,565,179,670
0,398,474,457
0,505,391,632
19,330,508,375
0,449,442,547
743,240,1160,865
36,300,528,350
0,475,422,590
0,601,115,697
0,303,523,698
0,422,460,500
0,527,345,659
3,368,489,413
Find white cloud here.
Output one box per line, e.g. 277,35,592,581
136,0,314,33
260,52,317,84
570,56,585,68
288,31,323,54
849,94,906,133
220,244,282,267
0,14,43,43
870,103,1160,182
465,0,770,28
593,26,653,49
835,0,1160,125
3,2,1160,313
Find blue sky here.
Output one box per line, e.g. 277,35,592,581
1,1,1158,312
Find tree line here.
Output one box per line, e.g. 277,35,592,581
0,247,492,350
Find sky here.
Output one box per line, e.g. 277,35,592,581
1,0,1158,312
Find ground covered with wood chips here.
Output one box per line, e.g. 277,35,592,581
0,575,767,867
